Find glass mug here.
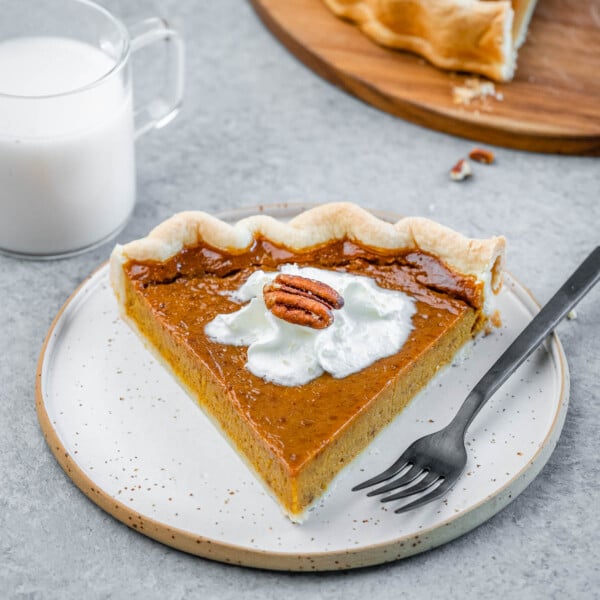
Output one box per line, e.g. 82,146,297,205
0,0,184,258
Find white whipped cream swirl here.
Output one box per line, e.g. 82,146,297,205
204,265,416,387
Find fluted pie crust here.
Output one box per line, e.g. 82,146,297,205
322,0,539,81
110,203,505,520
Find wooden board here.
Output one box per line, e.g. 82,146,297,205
250,0,600,155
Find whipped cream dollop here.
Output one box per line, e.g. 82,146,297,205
204,265,417,387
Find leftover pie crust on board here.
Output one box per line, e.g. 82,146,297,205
250,0,600,155
322,0,539,81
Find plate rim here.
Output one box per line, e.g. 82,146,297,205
36,204,570,571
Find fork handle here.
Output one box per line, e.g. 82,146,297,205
450,246,600,434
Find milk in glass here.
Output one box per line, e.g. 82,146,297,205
0,37,135,255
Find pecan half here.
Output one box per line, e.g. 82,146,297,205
263,274,344,329
469,147,495,164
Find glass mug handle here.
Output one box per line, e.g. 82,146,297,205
128,18,184,139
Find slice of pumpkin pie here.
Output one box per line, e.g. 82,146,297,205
110,203,505,521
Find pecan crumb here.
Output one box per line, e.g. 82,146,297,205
450,158,472,181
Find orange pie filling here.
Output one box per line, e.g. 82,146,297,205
117,237,490,519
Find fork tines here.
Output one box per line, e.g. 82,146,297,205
390,479,452,514
353,461,449,514
351,451,413,492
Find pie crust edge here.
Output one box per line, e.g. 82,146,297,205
110,202,506,315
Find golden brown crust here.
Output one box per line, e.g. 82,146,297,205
110,203,505,316
322,0,537,81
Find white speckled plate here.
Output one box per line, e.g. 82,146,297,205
36,204,569,571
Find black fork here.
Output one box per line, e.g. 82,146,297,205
353,247,600,513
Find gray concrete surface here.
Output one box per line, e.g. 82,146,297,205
1,1,599,598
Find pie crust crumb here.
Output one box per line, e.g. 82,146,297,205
452,78,504,106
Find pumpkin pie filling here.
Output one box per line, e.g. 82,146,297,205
119,237,486,517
